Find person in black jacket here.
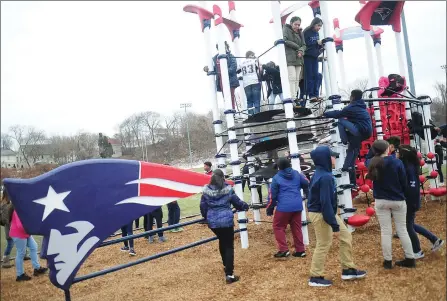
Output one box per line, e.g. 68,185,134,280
398,145,445,258
262,61,283,110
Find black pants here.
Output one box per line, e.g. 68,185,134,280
242,179,263,201
211,227,235,276
148,208,164,237
435,145,444,183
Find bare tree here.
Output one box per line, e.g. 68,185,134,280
340,78,369,99
1,133,13,150
9,125,46,167
431,82,447,125
73,132,99,160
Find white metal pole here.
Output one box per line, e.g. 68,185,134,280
373,34,385,77
214,4,248,249
271,0,309,245
229,2,261,225
395,29,416,148
313,10,331,98
320,0,354,232
421,99,437,200
194,1,227,175
362,30,383,141
333,19,346,91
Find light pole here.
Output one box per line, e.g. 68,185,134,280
180,103,193,168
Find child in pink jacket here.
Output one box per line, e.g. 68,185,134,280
10,210,47,281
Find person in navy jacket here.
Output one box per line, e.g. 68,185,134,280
324,89,372,185
200,169,249,284
367,140,415,269
398,145,445,259
307,146,366,287
302,17,323,104
266,157,309,258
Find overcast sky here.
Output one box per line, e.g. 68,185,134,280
1,1,446,137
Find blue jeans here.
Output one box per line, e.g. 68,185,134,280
3,225,14,256
167,202,181,226
12,236,40,277
303,56,319,99
245,83,261,115
121,223,134,248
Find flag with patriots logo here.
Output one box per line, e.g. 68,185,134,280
3,159,217,291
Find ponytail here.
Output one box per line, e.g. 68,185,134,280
367,140,390,181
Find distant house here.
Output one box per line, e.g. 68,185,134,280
1,149,18,168
108,138,122,158
19,144,55,167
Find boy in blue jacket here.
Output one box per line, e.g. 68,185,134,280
266,157,309,258
324,89,372,185
308,146,366,287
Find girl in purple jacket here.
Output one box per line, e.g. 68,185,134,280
200,169,249,284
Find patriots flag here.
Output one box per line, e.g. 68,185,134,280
3,159,214,291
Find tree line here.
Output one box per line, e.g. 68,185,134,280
1,110,220,168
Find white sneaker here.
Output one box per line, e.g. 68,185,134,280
432,239,445,252
414,251,425,259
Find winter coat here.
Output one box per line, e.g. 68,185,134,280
212,52,240,91
283,24,306,66
262,65,282,97
200,184,249,229
267,167,309,213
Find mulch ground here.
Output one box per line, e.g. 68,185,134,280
1,200,445,301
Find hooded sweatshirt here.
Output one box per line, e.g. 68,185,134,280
371,156,407,201
267,167,309,212
307,146,339,232
200,184,248,229
303,28,321,58
403,163,421,211
324,99,372,137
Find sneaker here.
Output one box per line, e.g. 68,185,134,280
120,246,130,252
414,251,425,259
158,236,167,243
395,258,416,268
292,251,306,258
33,267,48,276
16,273,32,282
341,268,367,280
225,275,240,284
274,250,290,258
24,255,31,261
393,233,399,239
176,227,184,232
129,248,136,256
308,276,332,287
431,239,445,252
383,260,393,270
148,236,154,243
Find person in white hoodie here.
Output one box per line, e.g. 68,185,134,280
238,51,262,115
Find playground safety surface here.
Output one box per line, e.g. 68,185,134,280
1,194,445,301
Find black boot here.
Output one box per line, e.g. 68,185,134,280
395,258,416,268
383,260,393,270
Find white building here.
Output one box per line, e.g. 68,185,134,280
0,149,18,168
